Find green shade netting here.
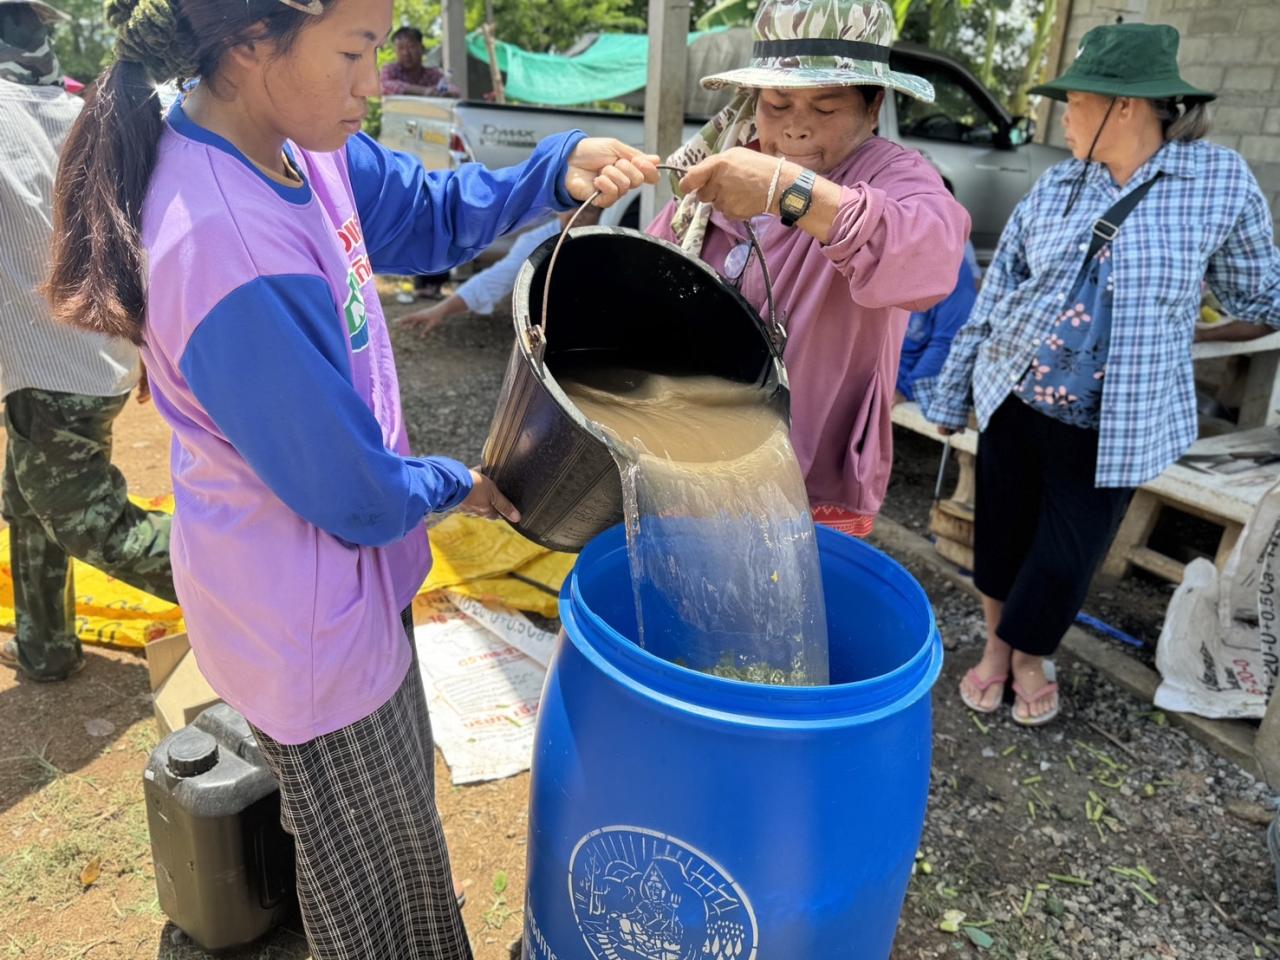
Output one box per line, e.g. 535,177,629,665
467,29,724,106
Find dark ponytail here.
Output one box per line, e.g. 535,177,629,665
46,59,163,343
45,0,332,342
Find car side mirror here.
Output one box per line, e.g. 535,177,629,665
1006,115,1036,147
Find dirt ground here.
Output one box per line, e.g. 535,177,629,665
2,290,1277,959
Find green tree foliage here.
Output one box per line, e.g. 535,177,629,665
49,0,1060,115
897,0,1058,112
392,0,647,54
49,0,115,82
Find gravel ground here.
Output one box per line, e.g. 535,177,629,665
885,551,1279,960
388,286,1280,959
389,292,515,465
880,428,1178,658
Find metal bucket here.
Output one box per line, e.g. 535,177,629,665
481,225,788,553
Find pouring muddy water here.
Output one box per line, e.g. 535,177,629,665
482,224,942,958
558,365,829,685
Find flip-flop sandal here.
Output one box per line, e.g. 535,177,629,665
1011,679,1060,726
959,668,1008,714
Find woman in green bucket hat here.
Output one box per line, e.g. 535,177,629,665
648,0,972,540
918,22,1280,725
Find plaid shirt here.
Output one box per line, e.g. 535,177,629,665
917,139,1280,488
379,61,457,97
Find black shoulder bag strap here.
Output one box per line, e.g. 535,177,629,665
1068,170,1163,293
1083,171,1165,264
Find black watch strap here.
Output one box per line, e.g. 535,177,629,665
779,169,817,227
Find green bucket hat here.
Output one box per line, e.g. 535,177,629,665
701,0,935,103
1030,22,1215,104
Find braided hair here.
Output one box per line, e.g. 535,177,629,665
46,0,333,341
105,0,200,82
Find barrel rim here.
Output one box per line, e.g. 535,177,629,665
559,524,943,727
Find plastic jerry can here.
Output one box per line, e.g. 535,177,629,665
143,703,297,951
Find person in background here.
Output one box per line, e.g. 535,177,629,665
647,0,970,539
895,240,979,405
399,205,604,335
380,24,458,98
918,23,1280,726
381,24,458,298
44,0,655,954
0,0,175,683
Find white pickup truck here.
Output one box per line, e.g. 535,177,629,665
380,37,1067,262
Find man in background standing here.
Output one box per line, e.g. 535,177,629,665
0,0,175,682
380,24,460,300
380,25,461,98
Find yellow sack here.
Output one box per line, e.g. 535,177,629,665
423,514,575,618
0,494,184,648
0,506,575,647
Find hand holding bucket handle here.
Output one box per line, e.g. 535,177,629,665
563,138,660,209
534,163,784,366
459,469,522,524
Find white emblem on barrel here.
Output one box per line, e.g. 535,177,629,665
568,826,758,960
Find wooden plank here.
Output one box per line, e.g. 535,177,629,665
1190,329,1280,361
1102,488,1162,579
640,0,691,226
1214,522,1243,570
929,504,974,548
1142,468,1259,526
1033,0,1071,143
1238,351,1280,428
934,535,974,572
937,498,974,523
890,401,978,456
1256,686,1280,790
951,450,976,507
1127,546,1186,585
441,0,469,100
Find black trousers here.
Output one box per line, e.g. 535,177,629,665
974,397,1133,657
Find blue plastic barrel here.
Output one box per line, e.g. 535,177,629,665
522,525,943,960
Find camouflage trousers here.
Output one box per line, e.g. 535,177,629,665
2,389,176,679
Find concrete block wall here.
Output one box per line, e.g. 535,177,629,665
1044,0,1280,235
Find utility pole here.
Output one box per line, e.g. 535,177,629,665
483,0,506,104
640,0,691,226
441,0,470,100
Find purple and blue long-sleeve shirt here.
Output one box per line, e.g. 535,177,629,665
140,104,582,742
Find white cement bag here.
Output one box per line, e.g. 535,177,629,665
1154,478,1280,719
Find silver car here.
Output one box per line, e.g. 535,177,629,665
380,37,1068,263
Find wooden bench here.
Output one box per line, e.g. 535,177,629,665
1101,427,1280,583
891,402,979,570
891,403,1280,585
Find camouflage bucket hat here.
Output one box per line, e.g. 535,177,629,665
701,0,934,103
0,0,69,24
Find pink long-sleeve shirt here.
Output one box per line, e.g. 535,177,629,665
648,136,971,518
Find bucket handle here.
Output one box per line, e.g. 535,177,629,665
529,164,783,369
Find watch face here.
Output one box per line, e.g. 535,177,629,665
781,193,804,215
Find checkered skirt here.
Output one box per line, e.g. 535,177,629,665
250,611,472,960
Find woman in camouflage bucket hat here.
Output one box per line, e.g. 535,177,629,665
648,0,970,539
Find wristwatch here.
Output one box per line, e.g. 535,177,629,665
778,169,817,227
